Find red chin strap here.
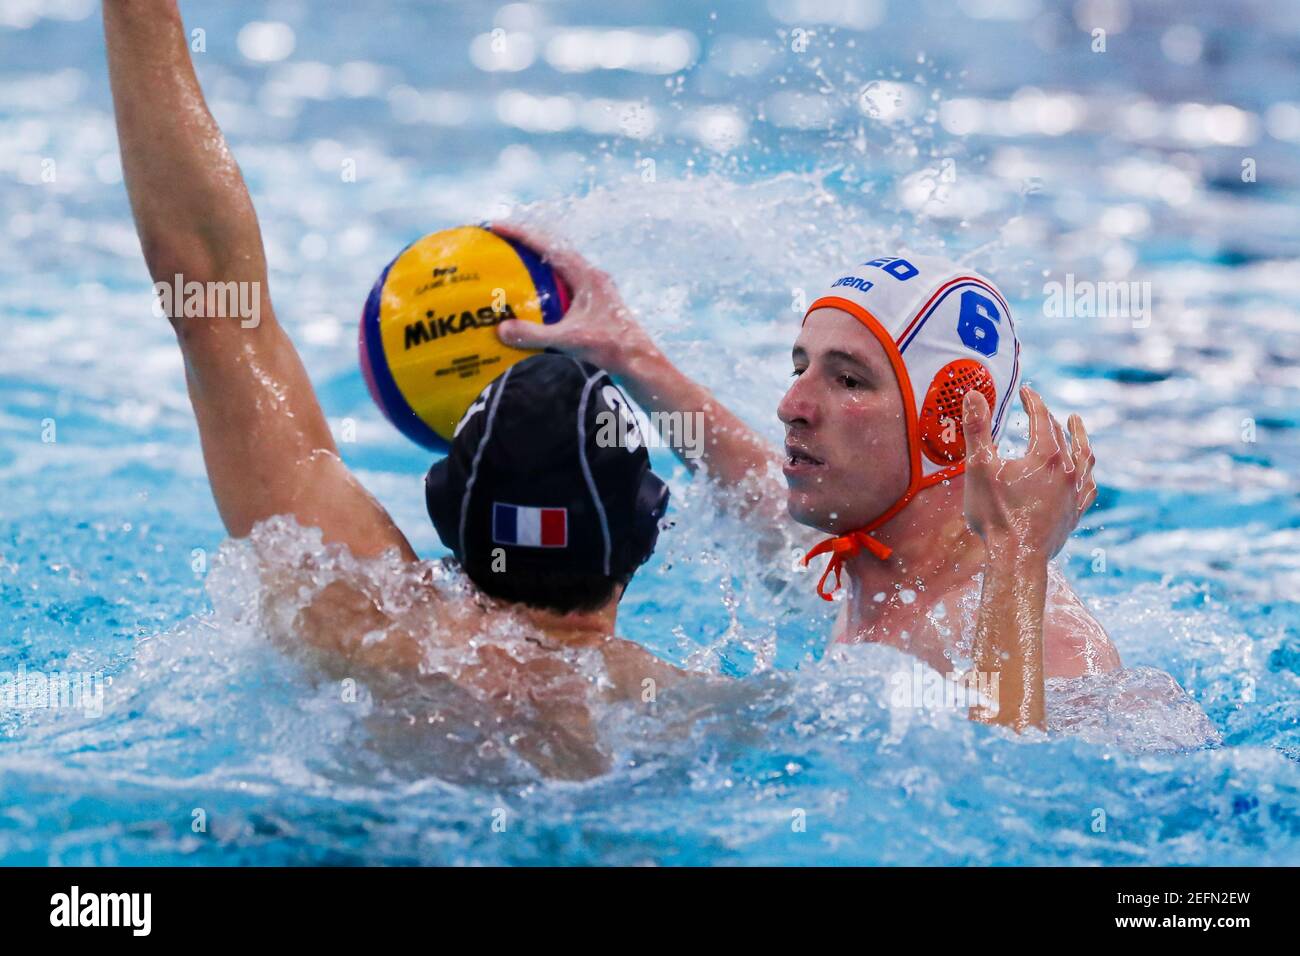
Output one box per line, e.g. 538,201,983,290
802,530,892,601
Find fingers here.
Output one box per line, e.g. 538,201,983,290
489,220,591,281
492,220,622,316
962,389,995,466
497,318,564,350
1068,413,1094,477
1022,385,1045,456
1068,413,1098,516
1023,385,1069,468
1051,416,1071,471
960,390,997,535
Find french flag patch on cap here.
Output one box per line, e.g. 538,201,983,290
492,502,568,548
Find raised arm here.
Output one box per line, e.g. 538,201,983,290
961,386,1097,731
491,224,788,523
105,0,414,561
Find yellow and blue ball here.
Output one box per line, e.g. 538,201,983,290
359,225,570,451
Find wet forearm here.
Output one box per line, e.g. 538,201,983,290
613,344,782,491
104,0,264,281
970,540,1048,731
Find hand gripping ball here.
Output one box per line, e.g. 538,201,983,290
359,225,570,450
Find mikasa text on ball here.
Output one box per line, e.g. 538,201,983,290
359,225,570,450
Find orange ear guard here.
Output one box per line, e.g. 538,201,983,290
919,359,997,466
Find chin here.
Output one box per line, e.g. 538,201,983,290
788,484,894,536
785,491,840,535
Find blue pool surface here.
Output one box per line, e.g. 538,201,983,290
1,0,1299,864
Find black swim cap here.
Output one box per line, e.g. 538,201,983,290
425,353,669,588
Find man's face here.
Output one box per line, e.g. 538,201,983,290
777,307,910,534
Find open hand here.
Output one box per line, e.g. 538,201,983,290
492,221,658,376
961,385,1096,559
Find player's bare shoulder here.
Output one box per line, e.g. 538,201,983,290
1042,566,1121,677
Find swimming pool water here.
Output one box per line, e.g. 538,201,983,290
1,0,1299,865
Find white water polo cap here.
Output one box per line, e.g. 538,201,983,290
800,254,1022,600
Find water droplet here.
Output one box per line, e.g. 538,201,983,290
858,81,903,119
